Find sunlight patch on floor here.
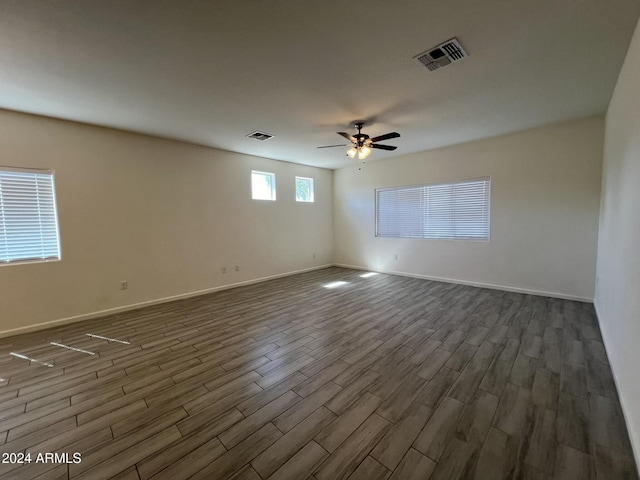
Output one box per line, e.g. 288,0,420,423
323,280,349,289
360,272,379,278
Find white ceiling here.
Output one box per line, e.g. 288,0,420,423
1,1,639,169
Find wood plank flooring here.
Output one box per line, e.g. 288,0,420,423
0,267,637,479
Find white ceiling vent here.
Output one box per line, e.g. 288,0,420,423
414,38,468,72
246,131,274,141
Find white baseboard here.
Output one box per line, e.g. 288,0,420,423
333,263,594,303
0,264,333,339
593,301,640,473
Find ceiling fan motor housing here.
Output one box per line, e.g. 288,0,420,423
355,134,370,146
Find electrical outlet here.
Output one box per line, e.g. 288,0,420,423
313,253,316,259
394,254,398,261
120,281,128,290
235,265,239,272
222,267,227,274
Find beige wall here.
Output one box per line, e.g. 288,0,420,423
0,110,333,335
595,18,640,464
333,116,603,301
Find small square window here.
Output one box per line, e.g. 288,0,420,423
295,176,314,202
252,171,276,200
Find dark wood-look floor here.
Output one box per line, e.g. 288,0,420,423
0,267,637,480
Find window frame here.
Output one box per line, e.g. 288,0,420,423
375,176,491,241
0,166,62,266
295,176,315,203
251,170,277,201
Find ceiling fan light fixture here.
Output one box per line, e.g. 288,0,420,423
358,146,371,160
347,147,358,158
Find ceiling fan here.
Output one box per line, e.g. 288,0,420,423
317,122,400,161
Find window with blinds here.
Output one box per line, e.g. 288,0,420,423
0,167,61,264
376,177,490,240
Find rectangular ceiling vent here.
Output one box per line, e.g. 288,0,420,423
414,38,468,72
246,131,274,141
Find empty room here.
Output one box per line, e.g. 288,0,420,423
1,1,640,479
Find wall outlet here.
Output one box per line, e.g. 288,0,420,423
394,254,398,261
235,265,239,272
222,267,227,274
120,281,128,290
313,253,316,259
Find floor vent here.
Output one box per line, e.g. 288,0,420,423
415,38,468,72
246,131,274,141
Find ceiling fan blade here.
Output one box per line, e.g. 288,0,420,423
371,144,397,151
370,132,400,143
337,132,356,142
317,144,350,149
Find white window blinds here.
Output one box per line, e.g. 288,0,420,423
0,168,61,264
376,177,490,240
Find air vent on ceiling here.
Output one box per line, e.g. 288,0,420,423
414,38,468,72
246,131,274,141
